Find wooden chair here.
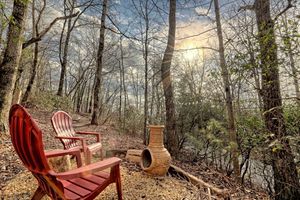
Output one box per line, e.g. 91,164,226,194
51,111,103,164
9,104,122,200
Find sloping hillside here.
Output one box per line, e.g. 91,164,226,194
1,107,268,199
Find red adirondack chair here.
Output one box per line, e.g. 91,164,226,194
51,111,103,164
9,104,122,200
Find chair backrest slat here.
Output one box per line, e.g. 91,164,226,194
10,107,49,172
51,111,77,149
9,104,65,199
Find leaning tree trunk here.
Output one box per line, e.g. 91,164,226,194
22,41,39,103
0,1,29,132
213,0,240,177
91,0,108,125
254,0,300,199
160,0,178,155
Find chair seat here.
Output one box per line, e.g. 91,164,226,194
59,171,110,200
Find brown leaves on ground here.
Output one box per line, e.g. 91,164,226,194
1,162,199,200
0,107,269,199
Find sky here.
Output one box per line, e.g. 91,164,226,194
3,0,298,96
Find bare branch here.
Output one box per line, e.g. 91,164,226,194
238,4,254,12
175,46,219,52
176,27,216,40
196,0,213,16
273,0,294,21
22,12,79,49
106,14,141,41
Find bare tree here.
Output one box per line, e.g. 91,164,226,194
213,0,240,177
57,0,93,96
11,5,79,103
22,0,46,103
142,0,150,145
161,0,178,155
91,0,108,125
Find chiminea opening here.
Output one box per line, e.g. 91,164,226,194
141,149,152,168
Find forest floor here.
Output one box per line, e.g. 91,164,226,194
0,107,269,199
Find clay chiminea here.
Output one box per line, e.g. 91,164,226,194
141,125,171,176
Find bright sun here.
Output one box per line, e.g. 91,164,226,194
178,42,202,62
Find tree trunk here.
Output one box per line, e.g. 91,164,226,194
143,0,149,145
91,0,108,125
160,0,178,155
0,0,28,132
254,0,300,199
86,76,92,113
119,60,122,124
57,22,72,96
213,0,240,177
57,1,75,96
120,39,127,129
250,53,263,113
149,69,155,124
22,41,39,103
88,76,94,113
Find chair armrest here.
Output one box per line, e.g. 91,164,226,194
45,148,83,167
55,136,86,140
55,136,87,154
76,131,101,142
50,157,121,180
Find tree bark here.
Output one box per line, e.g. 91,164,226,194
213,0,240,177
91,0,108,125
0,0,28,132
161,0,178,155
254,0,300,199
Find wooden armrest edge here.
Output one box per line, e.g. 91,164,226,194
76,131,101,136
45,148,81,158
51,157,121,179
55,136,86,140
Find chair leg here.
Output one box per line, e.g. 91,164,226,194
85,150,91,165
100,148,103,160
115,165,122,200
31,186,46,200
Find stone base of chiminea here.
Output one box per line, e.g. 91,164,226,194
140,125,171,176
